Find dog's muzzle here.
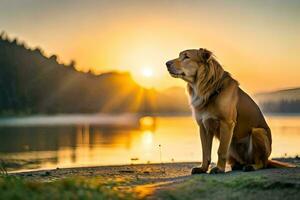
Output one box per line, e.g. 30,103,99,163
166,61,185,77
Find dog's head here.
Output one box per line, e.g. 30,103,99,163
166,48,216,83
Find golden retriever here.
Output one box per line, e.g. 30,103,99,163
166,48,294,174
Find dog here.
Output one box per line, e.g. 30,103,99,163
166,48,295,174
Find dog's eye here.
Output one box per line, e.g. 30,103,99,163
182,54,189,60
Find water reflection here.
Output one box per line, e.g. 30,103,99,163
0,115,299,172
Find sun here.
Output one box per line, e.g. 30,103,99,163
131,66,158,88
141,68,153,77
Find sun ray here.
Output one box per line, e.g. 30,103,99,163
99,82,137,113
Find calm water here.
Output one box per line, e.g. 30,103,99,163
0,115,299,172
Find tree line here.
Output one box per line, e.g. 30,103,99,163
0,32,190,116
259,99,300,113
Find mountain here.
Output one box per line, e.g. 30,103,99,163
0,32,191,116
254,88,300,113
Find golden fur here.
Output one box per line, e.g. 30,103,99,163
166,48,295,174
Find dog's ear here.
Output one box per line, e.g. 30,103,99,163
198,48,212,62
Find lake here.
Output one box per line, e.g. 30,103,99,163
0,115,299,172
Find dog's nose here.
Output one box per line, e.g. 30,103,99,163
166,61,173,68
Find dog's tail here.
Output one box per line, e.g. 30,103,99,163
267,159,296,168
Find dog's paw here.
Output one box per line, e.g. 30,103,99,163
191,167,207,175
209,167,225,174
243,165,255,172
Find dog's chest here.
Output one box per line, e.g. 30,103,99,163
193,108,217,124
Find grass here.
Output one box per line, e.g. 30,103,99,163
1,161,299,200
0,175,139,200
0,174,300,200
0,160,8,176
156,173,300,200
2,173,298,200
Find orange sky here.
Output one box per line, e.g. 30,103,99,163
1,0,299,93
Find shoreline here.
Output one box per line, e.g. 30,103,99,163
11,157,300,180
8,156,299,175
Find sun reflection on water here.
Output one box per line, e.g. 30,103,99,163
142,131,153,146
0,116,299,172
139,116,156,129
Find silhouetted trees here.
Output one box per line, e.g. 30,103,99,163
0,32,190,116
68,60,76,68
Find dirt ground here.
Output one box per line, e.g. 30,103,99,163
11,157,300,199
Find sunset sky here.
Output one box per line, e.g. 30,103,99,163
1,0,299,93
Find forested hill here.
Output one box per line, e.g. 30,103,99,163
0,33,190,115
254,88,300,113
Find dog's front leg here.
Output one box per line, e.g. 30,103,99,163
210,120,235,174
191,122,213,174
